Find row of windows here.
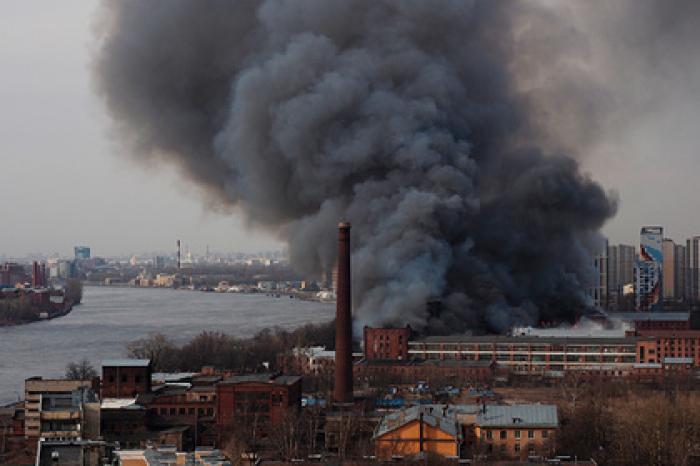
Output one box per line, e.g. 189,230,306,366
106,374,144,384
484,429,550,440
156,407,213,417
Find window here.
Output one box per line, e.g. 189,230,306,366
169,408,176,415
159,408,167,415
198,408,205,416
542,430,549,438
514,430,521,439
528,430,534,439
207,408,214,416
179,407,185,415
135,375,142,384
188,408,195,415
500,430,507,440
486,430,492,440
515,443,521,452
108,376,115,383
121,375,127,383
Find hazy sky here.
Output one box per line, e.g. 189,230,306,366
1,1,698,258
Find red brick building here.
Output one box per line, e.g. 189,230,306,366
363,326,411,360
101,360,152,398
216,374,301,430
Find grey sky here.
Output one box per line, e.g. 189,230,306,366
0,0,282,257
0,1,698,258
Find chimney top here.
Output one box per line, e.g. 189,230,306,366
338,222,351,229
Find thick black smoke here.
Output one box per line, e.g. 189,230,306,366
93,1,622,334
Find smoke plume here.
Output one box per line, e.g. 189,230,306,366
93,1,635,334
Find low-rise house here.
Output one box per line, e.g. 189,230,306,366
374,403,558,461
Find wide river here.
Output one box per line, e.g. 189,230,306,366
0,286,334,405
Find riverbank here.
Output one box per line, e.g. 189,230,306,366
84,282,335,303
0,299,77,327
0,286,334,405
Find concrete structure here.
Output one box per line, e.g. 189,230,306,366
101,359,152,398
35,439,115,466
23,378,99,440
636,226,664,311
688,236,700,302
216,373,301,432
334,222,353,404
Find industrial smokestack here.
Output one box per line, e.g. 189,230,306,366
177,240,181,270
334,222,353,404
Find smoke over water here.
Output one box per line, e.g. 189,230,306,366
93,1,626,334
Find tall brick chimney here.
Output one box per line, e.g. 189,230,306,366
334,222,353,404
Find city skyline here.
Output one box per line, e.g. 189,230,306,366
1,1,700,258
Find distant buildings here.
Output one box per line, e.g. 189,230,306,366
606,244,635,311
74,246,91,260
688,236,700,303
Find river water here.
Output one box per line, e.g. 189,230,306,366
0,286,334,405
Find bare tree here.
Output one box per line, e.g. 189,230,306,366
65,359,97,380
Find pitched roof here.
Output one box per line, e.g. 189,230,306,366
374,404,462,439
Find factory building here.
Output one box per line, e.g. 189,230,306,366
101,359,152,399
216,373,301,434
361,310,700,380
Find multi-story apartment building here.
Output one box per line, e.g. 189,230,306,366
607,244,636,310
688,236,700,302
636,226,664,311
24,378,99,440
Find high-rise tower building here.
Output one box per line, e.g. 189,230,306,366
687,236,700,303
636,226,663,311
591,239,608,309
607,244,636,311
662,239,687,302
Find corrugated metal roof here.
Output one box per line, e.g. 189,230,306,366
663,357,694,364
374,405,462,439
102,359,150,367
608,312,690,321
477,404,558,428
413,335,636,345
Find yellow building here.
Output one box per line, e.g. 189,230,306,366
374,405,461,460
374,403,558,462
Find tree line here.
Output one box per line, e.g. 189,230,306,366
125,321,335,373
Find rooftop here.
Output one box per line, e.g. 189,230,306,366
608,312,690,321
375,403,558,438
412,335,637,345
476,404,558,428
221,373,302,385
102,359,150,368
